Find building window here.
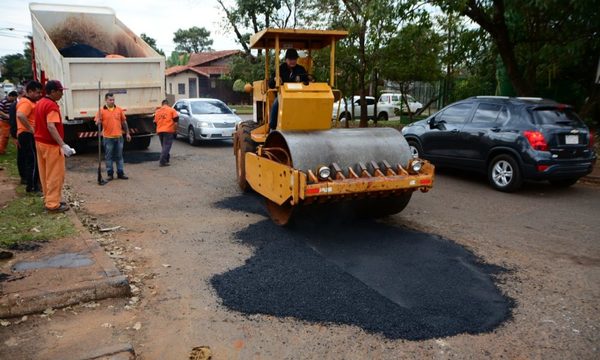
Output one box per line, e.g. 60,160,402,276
169,83,172,94
178,83,185,95
211,79,216,89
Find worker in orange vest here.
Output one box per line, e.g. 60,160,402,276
95,93,131,180
154,99,179,166
34,80,75,213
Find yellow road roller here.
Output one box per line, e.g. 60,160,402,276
234,28,434,225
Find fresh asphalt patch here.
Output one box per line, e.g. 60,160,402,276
123,151,161,164
211,194,514,340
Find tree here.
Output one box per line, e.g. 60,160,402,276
435,12,496,105
435,0,600,101
313,0,422,127
166,52,190,67
380,22,443,119
0,36,32,83
229,53,267,84
173,27,213,53
140,33,164,55
217,0,315,55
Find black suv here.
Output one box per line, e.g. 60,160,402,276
401,96,596,192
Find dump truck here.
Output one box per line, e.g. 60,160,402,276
234,29,435,225
29,3,165,149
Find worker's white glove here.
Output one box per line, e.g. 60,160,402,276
62,144,76,157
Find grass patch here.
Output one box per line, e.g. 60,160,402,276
0,192,76,249
230,105,253,115
0,141,76,249
0,139,18,177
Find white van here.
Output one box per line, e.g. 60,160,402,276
332,95,398,121
378,93,423,114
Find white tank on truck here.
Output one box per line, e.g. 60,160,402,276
29,3,165,149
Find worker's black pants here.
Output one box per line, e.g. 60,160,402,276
158,132,174,165
17,132,40,192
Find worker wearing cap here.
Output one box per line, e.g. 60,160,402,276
0,90,18,154
268,48,308,130
94,92,130,180
34,80,76,213
154,99,179,167
16,80,43,193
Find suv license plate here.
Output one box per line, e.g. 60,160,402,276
565,134,579,144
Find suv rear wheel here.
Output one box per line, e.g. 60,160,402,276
488,154,522,192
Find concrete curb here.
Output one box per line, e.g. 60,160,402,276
581,174,600,185
0,274,129,318
0,199,130,318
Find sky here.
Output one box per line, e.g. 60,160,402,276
0,0,241,57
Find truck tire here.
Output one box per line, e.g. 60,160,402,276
235,121,258,192
377,112,388,121
131,136,151,150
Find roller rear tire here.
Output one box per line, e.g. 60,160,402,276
235,121,259,192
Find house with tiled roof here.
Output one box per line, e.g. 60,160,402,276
165,50,246,103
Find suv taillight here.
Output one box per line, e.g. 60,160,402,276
523,130,548,151
589,129,596,150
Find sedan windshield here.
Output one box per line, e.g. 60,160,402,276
191,101,232,115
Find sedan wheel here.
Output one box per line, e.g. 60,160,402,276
188,128,198,146
488,154,522,192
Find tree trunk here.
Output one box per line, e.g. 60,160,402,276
216,0,251,55
462,0,534,96
358,26,369,128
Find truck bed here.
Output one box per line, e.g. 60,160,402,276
30,3,165,122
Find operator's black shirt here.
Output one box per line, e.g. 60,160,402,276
269,63,308,88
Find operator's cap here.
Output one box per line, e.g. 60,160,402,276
45,80,68,92
285,48,299,60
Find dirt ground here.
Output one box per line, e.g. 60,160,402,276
1,136,599,359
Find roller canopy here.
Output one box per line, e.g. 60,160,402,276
265,128,412,176
250,28,348,50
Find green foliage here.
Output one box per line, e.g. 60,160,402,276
379,23,443,83
140,33,165,55
229,53,268,84
233,79,246,92
0,53,31,83
173,27,213,53
166,52,190,67
433,0,600,110
0,36,32,83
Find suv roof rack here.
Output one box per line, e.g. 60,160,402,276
473,96,509,99
516,97,544,101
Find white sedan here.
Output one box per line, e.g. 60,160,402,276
174,98,242,145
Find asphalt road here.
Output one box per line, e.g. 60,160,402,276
4,134,599,359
